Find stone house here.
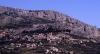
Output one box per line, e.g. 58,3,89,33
50,47,59,52
26,43,36,48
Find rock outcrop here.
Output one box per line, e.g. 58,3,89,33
0,6,100,39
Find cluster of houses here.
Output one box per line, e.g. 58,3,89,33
0,29,9,37
0,29,97,54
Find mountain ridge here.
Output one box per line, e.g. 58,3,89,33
0,6,100,39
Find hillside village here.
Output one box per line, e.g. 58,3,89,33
0,6,100,54
0,28,99,54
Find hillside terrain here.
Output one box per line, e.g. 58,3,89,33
0,6,100,54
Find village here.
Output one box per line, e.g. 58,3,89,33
0,29,98,54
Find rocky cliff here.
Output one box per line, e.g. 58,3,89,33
0,6,100,39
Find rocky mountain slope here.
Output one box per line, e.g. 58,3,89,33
0,6,100,39
0,6,100,54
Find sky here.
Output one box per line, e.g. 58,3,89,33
0,0,100,27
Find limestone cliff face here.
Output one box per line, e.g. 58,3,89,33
0,6,100,38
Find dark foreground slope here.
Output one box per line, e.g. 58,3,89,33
0,6,100,54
